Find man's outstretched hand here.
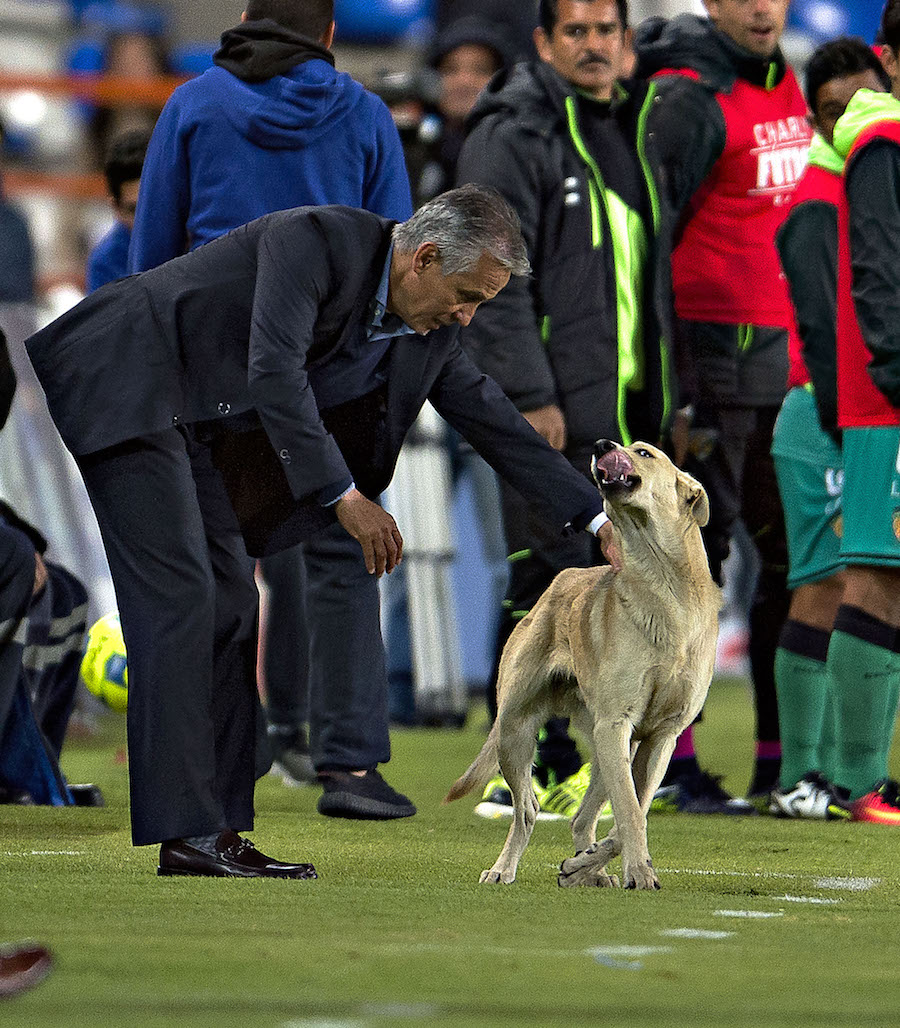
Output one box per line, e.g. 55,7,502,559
596,519,622,573
334,489,403,576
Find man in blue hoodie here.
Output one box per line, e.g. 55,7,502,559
129,0,415,819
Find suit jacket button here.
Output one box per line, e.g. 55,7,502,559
279,449,291,464
218,402,231,415
171,415,180,425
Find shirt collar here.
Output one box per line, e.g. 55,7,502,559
369,242,396,329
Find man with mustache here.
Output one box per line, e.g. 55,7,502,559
456,0,676,816
635,0,810,811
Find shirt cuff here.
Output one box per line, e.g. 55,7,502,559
318,478,355,507
585,511,610,535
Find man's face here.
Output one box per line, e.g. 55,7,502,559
114,178,140,231
439,43,499,123
392,247,510,336
534,0,629,101
813,69,887,146
704,0,790,59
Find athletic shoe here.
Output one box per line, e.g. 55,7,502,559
269,727,316,787
851,779,900,825
540,763,612,819
769,771,849,820
317,769,416,820
474,775,555,820
651,770,758,815
474,766,612,821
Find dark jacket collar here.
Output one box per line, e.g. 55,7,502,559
214,18,334,83
467,59,635,137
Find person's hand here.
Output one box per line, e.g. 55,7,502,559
32,552,48,596
334,489,403,577
596,519,623,573
523,404,567,450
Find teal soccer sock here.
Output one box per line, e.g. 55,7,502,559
775,620,832,789
828,606,900,799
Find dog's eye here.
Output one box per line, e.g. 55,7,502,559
636,448,654,458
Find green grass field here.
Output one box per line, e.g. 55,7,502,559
3,675,899,1028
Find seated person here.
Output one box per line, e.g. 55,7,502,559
0,330,101,806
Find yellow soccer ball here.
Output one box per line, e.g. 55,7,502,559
80,612,128,713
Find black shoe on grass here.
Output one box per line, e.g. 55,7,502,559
652,770,758,815
317,769,416,820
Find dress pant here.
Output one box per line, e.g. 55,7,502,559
78,427,259,846
258,546,309,730
683,401,789,743
303,521,391,773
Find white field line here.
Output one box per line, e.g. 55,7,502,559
777,894,841,905
713,910,784,918
660,867,881,890
659,928,735,939
814,876,880,891
1,850,85,856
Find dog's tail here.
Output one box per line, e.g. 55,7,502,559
443,722,499,804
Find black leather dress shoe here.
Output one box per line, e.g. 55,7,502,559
157,830,317,879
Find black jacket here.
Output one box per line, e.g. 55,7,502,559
776,187,840,434
26,205,602,555
456,61,678,454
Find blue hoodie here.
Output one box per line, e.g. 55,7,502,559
129,58,412,272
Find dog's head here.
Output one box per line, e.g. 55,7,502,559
591,439,709,529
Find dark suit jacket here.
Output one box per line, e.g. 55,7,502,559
27,205,603,555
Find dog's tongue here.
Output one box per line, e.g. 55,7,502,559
596,450,634,479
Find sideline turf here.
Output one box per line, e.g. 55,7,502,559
2,677,899,1028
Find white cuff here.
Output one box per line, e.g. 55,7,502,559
585,511,610,535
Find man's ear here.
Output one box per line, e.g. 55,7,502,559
321,20,336,50
241,11,248,23
676,470,710,527
413,242,441,274
533,26,551,64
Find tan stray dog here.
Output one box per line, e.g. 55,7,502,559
445,439,720,890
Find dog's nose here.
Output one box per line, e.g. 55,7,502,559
594,439,617,459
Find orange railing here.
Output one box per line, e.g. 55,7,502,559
0,71,189,199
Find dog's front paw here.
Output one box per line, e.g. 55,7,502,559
622,861,660,891
558,866,620,888
479,868,515,884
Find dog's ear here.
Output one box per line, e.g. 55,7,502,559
676,470,710,527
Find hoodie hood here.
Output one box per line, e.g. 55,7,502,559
466,61,575,136
634,13,787,93
215,19,334,82
209,29,366,150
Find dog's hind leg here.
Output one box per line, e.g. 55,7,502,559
479,712,543,885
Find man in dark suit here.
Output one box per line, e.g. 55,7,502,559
26,185,614,878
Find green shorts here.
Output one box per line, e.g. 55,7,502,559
771,387,844,587
840,425,900,567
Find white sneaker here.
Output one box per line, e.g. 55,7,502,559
769,772,840,819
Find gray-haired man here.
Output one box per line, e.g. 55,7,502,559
27,186,613,877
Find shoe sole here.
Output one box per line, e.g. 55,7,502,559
157,867,316,879
317,793,416,820
473,801,613,822
473,801,567,821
